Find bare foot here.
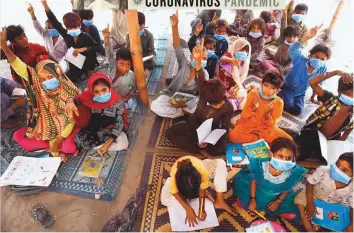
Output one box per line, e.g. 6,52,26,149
214,197,237,216
73,150,79,157
205,191,215,203
60,153,69,163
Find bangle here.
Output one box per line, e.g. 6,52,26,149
251,196,256,199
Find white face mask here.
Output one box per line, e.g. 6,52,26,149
284,39,295,46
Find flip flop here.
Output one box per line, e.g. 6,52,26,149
31,205,54,228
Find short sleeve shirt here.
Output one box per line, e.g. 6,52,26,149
169,156,209,194
307,166,353,207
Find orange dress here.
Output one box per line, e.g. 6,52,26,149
228,90,292,144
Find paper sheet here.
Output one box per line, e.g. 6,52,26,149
168,198,219,231
12,88,27,96
196,118,213,144
203,129,227,145
65,47,86,69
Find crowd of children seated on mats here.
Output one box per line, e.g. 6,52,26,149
150,3,353,232
0,0,353,232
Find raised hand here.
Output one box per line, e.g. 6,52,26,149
27,3,35,16
192,38,204,61
102,24,110,38
0,27,8,50
170,10,179,27
303,24,323,41
211,14,219,25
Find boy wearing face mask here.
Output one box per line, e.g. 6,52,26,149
127,12,156,78
151,10,209,119
233,138,307,220
28,4,67,63
41,0,101,83
278,26,331,115
297,72,353,162
295,152,353,232
286,1,308,42
228,71,292,144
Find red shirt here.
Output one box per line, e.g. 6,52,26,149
1,43,50,85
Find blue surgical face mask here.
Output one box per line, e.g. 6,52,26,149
270,157,296,171
284,39,294,46
234,52,248,61
207,50,216,59
339,94,354,106
42,78,60,90
67,28,81,37
330,164,351,185
93,92,111,103
214,33,226,41
191,59,207,68
139,29,144,37
292,14,305,23
309,58,325,69
47,29,59,37
82,19,94,27
249,31,263,38
258,88,277,100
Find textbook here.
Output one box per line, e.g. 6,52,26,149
226,143,248,166
78,156,105,178
196,118,226,145
0,156,61,187
243,139,271,159
245,221,275,232
65,47,86,69
170,92,197,109
312,199,350,232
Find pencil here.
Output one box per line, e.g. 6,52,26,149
199,196,205,219
254,210,267,220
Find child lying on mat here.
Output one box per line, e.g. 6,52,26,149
295,152,353,232
161,155,236,227
233,138,307,220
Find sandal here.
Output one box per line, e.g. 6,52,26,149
31,205,54,228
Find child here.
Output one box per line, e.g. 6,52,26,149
287,1,308,41
102,26,136,107
260,11,279,44
234,138,307,219
127,12,156,77
228,71,292,144
246,18,266,71
28,4,67,63
151,10,209,119
297,71,353,162
41,1,101,83
207,19,229,59
190,10,222,36
166,44,233,158
278,26,331,115
161,156,236,226
218,38,251,110
263,25,299,76
295,152,353,232
230,10,254,31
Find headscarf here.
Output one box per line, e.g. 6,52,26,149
74,73,128,130
24,60,80,141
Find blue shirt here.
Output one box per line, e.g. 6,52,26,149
284,41,327,96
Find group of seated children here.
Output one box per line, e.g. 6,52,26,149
0,0,159,161
149,6,353,232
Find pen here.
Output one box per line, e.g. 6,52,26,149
199,195,205,219
254,210,267,220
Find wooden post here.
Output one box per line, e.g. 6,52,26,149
329,0,345,31
126,10,149,107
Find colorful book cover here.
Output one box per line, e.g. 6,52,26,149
312,200,350,232
170,92,196,108
246,221,275,232
242,139,270,159
79,156,105,178
226,143,247,165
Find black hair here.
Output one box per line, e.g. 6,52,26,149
45,19,53,28
338,152,353,170
92,78,110,89
262,70,284,89
6,25,24,42
260,11,272,24
249,18,266,34
215,19,228,29
201,79,225,105
294,3,309,13
271,138,297,160
175,159,201,199
78,9,94,20
115,49,133,63
137,11,145,25
283,25,300,38
338,74,354,92
309,44,332,59
204,35,216,47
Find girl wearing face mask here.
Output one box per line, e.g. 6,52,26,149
1,39,80,162
65,74,129,156
245,18,266,71
228,71,292,145
41,1,101,83
295,152,353,232
234,138,307,220
218,38,251,111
